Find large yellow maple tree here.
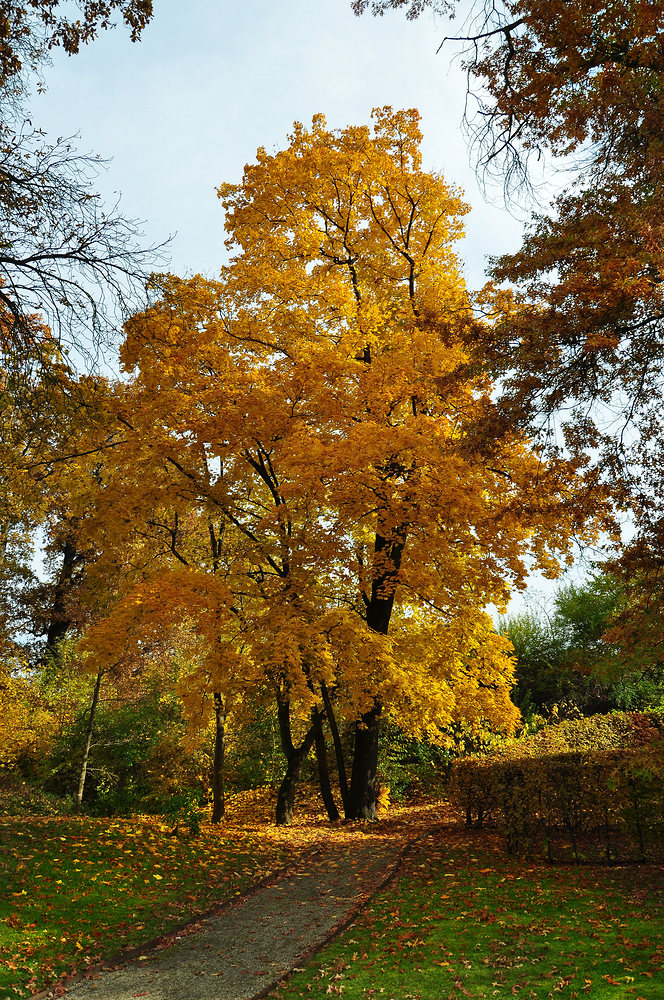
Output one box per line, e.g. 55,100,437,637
85,108,607,821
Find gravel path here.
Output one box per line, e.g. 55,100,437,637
61,834,407,1000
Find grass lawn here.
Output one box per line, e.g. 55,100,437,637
0,808,304,999
4,802,664,1000
273,828,664,1000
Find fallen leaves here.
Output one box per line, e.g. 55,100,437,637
273,827,664,999
0,811,303,996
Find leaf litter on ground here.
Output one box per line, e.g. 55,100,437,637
0,790,446,999
272,826,664,1000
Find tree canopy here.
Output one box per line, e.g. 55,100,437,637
354,1,664,653
71,108,610,820
353,0,664,190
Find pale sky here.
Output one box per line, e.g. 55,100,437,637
31,0,524,288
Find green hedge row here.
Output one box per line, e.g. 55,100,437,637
448,711,664,863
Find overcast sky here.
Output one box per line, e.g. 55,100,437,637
28,0,588,609
31,0,525,288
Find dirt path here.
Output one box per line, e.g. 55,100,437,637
60,832,410,1000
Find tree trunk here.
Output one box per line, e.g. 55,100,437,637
74,667,102,813
274,697,317,826
312,706,339,821
275,750,305,826
348,702,381,820
42,536,81,665
348,525,406,820
321,681,350,819
211,692,225,823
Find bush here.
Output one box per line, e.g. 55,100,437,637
159,789,203,836
0,771,72,816
449,711,664,862
378,724,453,801
41,689,202,814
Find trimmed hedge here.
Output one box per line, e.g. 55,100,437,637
449,711,664,862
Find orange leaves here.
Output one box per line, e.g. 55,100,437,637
0,665,58,767
74,108,605,749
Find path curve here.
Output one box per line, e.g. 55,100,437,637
56,832,413,1000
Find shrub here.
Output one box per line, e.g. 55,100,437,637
379,724,452,801
449,711,664,862
0,771,72,816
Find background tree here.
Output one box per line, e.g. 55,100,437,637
352,0,664,193
355,0,664,647
503,571,664,720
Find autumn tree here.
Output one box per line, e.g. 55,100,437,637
0,2,160,690
74,381,344,823
0,0,160,792
92,107,609,822
0,327,81,775
0,316,78,659
356,1,664,638
352,0,664,438
51,389,261,822
0,329,126,659
0,357,168,809
352,0,664,193
458,0,664,634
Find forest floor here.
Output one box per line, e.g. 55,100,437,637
2,790,664,1000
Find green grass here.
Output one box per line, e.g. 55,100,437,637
0,814,296,999
5,813,664,1000
274,829,664,1000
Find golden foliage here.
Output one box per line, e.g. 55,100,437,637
0,661,56,767
79,109,608,740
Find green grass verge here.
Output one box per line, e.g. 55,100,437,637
274,829,664,1000
1,814,295,999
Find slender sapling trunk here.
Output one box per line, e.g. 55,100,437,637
74,667,102,813
211,692,226,823
312,705,339,821
321,681,350,818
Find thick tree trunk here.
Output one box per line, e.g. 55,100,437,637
348,702,381,820
74,667,102,813
312,706,339,821
348,525,406,820
275,697,317,826
321,681,350,819
275,751,305,826
211,692,225,824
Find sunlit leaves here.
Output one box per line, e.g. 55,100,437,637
73,110,611,778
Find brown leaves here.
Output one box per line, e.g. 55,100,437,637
0,1,154,86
